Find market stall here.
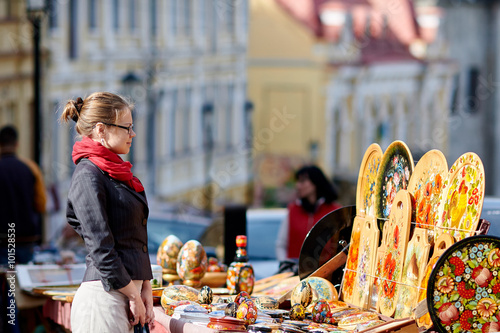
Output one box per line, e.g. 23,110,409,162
22,140,493,332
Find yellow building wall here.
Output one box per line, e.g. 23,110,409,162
248,0,330,195
0,2,34,161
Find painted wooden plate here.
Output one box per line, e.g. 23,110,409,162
435,152,485,242
372,222,390,312
356,143,383,217
416,233,455,329
427,235,500,333
407,149,448,237
339,214,362,304
394,227,431,319
374,140,414,231
377,190,412,317
352,217,379,309
298,206,355,283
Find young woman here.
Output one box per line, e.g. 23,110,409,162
60,92,153,332
276,165,341,261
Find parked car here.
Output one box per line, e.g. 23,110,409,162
246,208,287,280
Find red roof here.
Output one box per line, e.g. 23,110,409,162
276,0,425,63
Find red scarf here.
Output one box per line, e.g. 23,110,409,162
72,136,144,193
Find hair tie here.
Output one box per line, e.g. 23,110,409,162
75,97,84,113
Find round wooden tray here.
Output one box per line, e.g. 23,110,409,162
435,152,485,241
427,235,500,333
374,140,414,231
356,143,383,218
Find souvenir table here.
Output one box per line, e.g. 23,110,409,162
27,142,492,332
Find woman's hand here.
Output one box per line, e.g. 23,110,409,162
141,280,155,324
119,281,146,326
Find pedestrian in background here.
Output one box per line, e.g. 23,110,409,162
60,92,154,332
0,125,46,264
275,165,341,262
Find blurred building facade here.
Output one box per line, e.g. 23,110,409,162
0,1,34,160
42,0,252,217
429,0,500,195
248,0,457,206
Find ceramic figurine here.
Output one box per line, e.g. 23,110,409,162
198,285,213,304
291,280,312,307
226,235,255,294
289,304,306,321
157,235,183,274
176,239,208,287
225,302,239,317
236,299,258,326
311,299,331,323
234,291,250,305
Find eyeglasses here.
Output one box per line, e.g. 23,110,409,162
101,122,134,135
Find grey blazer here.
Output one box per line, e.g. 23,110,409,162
66,158,152,291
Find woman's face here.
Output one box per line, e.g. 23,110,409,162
296,174,316,199
103,108,136,155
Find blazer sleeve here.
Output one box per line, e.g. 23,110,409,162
67,166,132,291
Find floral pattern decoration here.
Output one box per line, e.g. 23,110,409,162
343,229,361,302
436,153,484,241
378,224,403,313
362,156,381,217
414,173,444,229
375,142,413,232
429,240,500,333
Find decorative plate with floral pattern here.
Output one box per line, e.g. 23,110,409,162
427,235,500,333
375,141,414,232
407,149,448,236
435,152,485,242
356,143,383,218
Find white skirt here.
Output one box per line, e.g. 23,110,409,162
71,280,143,333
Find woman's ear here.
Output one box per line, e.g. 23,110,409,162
93,122,105,138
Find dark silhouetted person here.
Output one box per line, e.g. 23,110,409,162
0,125,46,264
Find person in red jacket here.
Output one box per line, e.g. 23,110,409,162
276,165,341,261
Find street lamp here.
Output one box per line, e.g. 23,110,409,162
202,103,214,214
26,0,48,165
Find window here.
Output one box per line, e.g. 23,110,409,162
69,0,78,59
179,0,192,36
88,0,97,30
113,0,119,32
225,85,234,148
129,0,136,31
170,0,177,35
49,0,58,29
467,67,480,113
182,88,192,152
150,0,157,36
169,89,177,156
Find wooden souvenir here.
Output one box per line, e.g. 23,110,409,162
374,140,414,232
157,235,183,274
291,277,338,313
407,149,448,238
377,190,412,317
340,215,363,304
394,227,431,319
176,240,208,287
356,143,383,217
416,233,454,329
372,222,390,312
427,235,500,333
352,217,380,309
435,152,485,242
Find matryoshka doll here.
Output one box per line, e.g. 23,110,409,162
226,235,255,295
